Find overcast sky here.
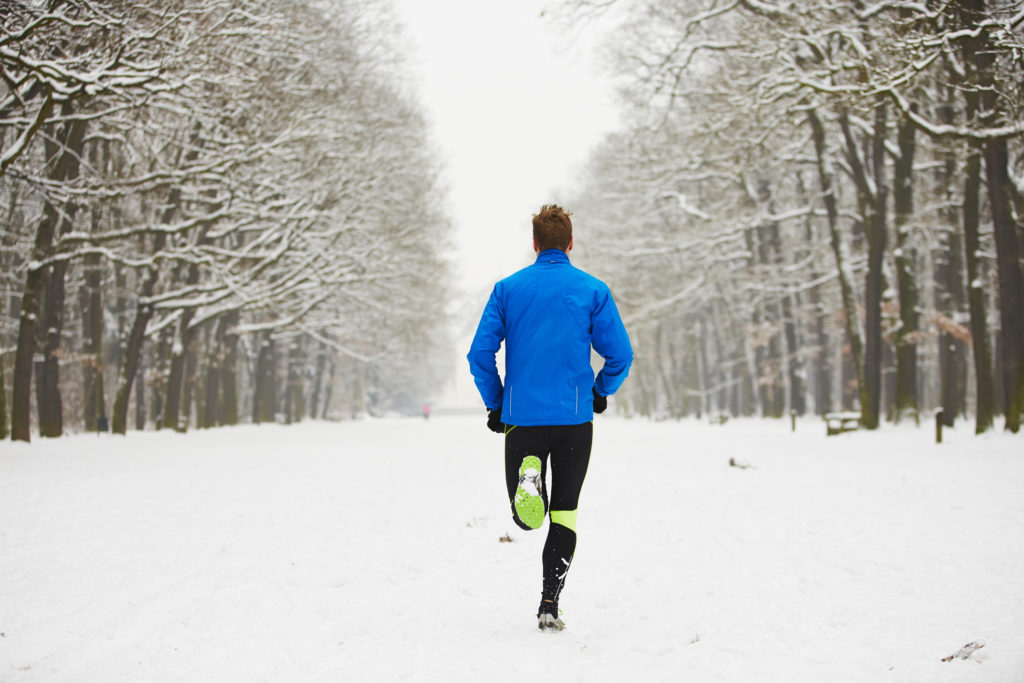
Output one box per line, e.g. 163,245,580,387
392,0,620,302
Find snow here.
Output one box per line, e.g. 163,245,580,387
2,417,1022,682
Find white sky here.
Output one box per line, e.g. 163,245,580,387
391,0,620,407
392,0,620,301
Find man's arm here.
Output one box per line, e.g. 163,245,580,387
591,286,633,396
467,286,506,409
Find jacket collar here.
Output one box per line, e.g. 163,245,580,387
535,249,570,265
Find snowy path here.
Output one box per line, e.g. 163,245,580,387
1,417,1022,682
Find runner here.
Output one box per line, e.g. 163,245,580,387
467,204,633,630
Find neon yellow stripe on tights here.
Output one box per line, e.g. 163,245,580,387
550,509,578,532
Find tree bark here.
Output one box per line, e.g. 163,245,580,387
765,194,805,416
111,268,157,434
284,339,298,424
134,354,146,431
0,354,8,440
320,355,335,420
952,5,998,433
961,140,996,433
253,333,277,424
80,190,106,432
892,111,919,422
181,331,199,432
953,0,1020,429
111,196,174,434
983,138,1024,432
36,114,87,437
309,341,327,420
838,108,885,427
203,317,231,428
162,264,201,432
809,109,864,408
162,310,197,432
860,103,888,430
936,101,968,427
796,171,831,415
220,311,240,426
964,0,1024,433
11,107,87,442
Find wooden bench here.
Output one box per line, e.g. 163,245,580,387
825,412,861,436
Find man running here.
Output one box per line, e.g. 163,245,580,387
467,204,633,631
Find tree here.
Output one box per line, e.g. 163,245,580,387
556,0,1023,432
2,0,454,439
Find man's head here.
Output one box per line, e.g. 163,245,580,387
532,204,574,253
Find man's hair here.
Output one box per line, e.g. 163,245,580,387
532,204,573,251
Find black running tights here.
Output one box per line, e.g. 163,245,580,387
504,422,593,603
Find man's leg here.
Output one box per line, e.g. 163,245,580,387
504,426,550,531
540,422,593,621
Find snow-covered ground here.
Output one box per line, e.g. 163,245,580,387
2,416,1021,682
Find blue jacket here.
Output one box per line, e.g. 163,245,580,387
467,249,633,426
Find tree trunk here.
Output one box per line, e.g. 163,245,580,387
952,0,1015,430
36,119,87,438
309,341,327,420
955,0,1024,432
111,222,171,433
284,339,298,424
983,138,1024,433
320,355,335,419
80,202,106,432
838,106,886,428
796,171,831,415
203,318,230,429
162,323,190,432
220,311,240,426
765,200,805,416
134,354,146,431
253,333,277,424
36,256,70,438
202,355,220,429
11,108,87,442
936,101,969,427
112,278,157,434
862,103,888,429
692,321,708,417
954,28,998,433
962,140,996,433
809,109,864,406
0,354,8,440
181,330,199,432
111,122,204,434
892,111,919,422
163,304,197,432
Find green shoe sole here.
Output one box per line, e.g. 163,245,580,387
514,455,545,529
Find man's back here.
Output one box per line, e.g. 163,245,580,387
466,204,632,631
468,248,632,426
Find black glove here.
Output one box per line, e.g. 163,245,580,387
592,387,607,414
487,407,506,433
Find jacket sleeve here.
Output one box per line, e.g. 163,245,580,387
466,285,505,410
591,285,633,396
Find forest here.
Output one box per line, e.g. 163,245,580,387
3,0,1022,442
562,0,1024,433
1,0,453,442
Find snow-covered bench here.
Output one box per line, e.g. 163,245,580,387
825,412,861,436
